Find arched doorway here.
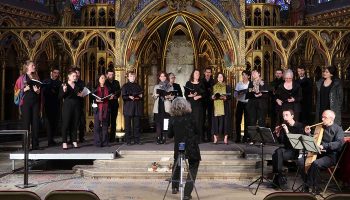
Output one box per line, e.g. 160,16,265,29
121,0,242,127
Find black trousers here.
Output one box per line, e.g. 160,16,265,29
45,107,59,144
203,101,213,141
124,116,141,143
109,102,118,142
298,155,336,189
78,102,85,141
21,96,40,149
94,113,109,147
272,147,298,174
61,100,80,143
191,104,204,143
247,99,266,127
235,101,249,142
172,157,199,197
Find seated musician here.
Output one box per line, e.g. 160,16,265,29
272,109,304,189
298,110,344,194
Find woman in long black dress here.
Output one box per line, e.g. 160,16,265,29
315,66,343,125
211,72,232,144
59,69,82,149
275,69,302,124
184,69,205,143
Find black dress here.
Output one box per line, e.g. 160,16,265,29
59,83,81,143
319,83,332,120
275,82,302,123
184,81,205,142
211,85,233,136
172,83,183,97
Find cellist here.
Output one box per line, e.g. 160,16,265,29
298,110,344,194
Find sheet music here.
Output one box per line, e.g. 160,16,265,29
80,87,91,97
163,119,169,131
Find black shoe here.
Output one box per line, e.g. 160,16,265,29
135,141,143,145
183,195,192,200
48,141,57,147
31,147,44,151
302,185,310,193
312,187,322,195
172,188,178,194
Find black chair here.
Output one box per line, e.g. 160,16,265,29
44,190,100,200
263,192,317,200
325,193,350,200
0,190,41,200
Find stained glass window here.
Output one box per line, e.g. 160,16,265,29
27,0,46,4
246,0,290,10
318,0,331,3
71,0,115,10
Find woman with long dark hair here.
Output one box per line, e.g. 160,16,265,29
14,60,41,150
184,69,205,142
93,74,111,147
153,71,174,144
59,69,81,149
315,66,343,125
211,72,232,144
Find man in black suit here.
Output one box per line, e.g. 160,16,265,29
75,67,86,143
105,69,121,143
201,67,214,142
296,65,313,125
43,67,62,146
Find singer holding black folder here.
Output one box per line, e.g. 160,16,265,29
92,74,112,147
121,71,143,145
184,69,205,143
211,72,232,145
246,69,269,127
234,70,250,143
153,71,174,144
59,68,83,149
14,60,41,150
275,69,302,124
271,109,304,189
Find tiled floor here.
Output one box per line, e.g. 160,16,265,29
0,173,276,200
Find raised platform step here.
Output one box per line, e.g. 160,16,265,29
74,149,268,180
117,150,243,160
74,167,262,180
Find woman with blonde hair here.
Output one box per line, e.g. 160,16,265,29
14,60,41,150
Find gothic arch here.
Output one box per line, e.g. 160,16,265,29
123,0,241,69
289,30,329,66
33,31,73,63
0,16,18,27
246,32,285,66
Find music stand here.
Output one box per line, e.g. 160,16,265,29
286,134,320,192
247,126,277,195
